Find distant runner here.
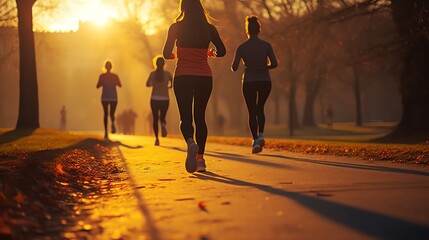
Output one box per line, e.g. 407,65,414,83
96,60,122,140
146,56,173,146
232,16,278,153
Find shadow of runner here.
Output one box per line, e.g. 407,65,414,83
159,146,291,169
196,171,429,239
259,153,429,177
106,140,143,149
0,129,35,146
115,146,160,240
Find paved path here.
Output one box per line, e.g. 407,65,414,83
107,135,429,240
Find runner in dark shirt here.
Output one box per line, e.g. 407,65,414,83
232,16,278,153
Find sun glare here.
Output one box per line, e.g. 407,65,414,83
78,1,118,27
33,0,162,34
35,0,120,32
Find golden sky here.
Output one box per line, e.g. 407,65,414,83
34,0,153,32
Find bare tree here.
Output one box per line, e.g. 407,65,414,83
388,0,429,141
0,0,17,26
15,0,39,129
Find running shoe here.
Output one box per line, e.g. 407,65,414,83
196,158,206,172
186,142,199,173
111,123,117,134
155,138,160,146
252,140,262,154
161,123,167,137
257,134,265,147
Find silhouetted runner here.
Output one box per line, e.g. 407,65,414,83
232,16,278,154
146,56,173,146
60,105,66,130
96,60,122,139
163,0,226,173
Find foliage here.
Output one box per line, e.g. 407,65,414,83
208,136,429,165
0,129,126,238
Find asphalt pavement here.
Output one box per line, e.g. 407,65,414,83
103,134,429,240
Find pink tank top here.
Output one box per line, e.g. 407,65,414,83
175,47,212,77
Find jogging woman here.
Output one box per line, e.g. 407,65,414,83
163,0,226,173
96,60,122,139
146,55,173,146
231,16,278,153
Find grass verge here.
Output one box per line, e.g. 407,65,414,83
208,136,429,165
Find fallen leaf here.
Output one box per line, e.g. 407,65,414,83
13,191,25,204
56,164,67,175
198,201,207,211
0,224,11,235
0,192,6,201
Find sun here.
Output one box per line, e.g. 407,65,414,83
34,0,163,34
77,1,118,27
34,0,120,32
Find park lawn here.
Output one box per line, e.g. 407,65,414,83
0,128,89,153
0,128,124,238
207,136,429,165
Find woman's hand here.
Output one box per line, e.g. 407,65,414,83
207,48,217,58
167,53,176,59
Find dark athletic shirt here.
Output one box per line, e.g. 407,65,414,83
233,36,277,82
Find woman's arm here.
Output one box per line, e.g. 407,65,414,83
96,75,102,88
209,25,226,57
267,43,278,69
231,46,242,72
116,75,122,87
163,24,177,59
146,72,153,87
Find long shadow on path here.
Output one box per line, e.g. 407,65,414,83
259,153,429,177
115,145,160,240
159,146,292,169
196,171,429,240
159,146,429,176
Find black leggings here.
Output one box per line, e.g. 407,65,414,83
150,99,169,138
242,81,271,140
102,101,117,133
174,75,212,154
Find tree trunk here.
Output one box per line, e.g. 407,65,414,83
302,71,322,127
353,66,363,126
16,0,39,129
289,76,298,136
389,0,429,141
273,94,280,125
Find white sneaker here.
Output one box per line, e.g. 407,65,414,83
186,142,198,173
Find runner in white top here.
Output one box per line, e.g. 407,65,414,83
146,56,172,146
